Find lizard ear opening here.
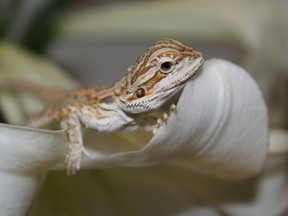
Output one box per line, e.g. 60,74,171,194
136,88,145,98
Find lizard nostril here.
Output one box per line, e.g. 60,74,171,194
136,88,145,98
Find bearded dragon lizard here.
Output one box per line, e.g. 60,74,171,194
1,38,204,175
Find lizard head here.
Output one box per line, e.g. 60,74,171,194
114,38,204,114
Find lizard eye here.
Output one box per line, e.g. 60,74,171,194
136,88,145,98
161,61,172,71
159,60,175,74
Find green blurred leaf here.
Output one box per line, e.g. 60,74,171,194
0,41,78,124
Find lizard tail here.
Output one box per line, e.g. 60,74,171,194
25,107,57,128
0,80,70,104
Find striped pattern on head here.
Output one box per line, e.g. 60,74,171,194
114,38,204,113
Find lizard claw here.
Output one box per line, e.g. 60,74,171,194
163,112,169,121
169,103,177,114
157,118,164,125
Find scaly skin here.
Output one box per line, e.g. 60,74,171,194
3,38,204,175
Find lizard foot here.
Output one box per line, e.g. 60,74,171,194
153,103,177,134
65,143,89,175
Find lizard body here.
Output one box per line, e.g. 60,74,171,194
2,38,204,175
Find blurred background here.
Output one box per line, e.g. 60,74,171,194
0,0,288,215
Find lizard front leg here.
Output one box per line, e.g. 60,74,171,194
61,111,88,175
60,104,136,175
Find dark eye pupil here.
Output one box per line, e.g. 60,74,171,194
161,62,172,70
136,88,145,98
